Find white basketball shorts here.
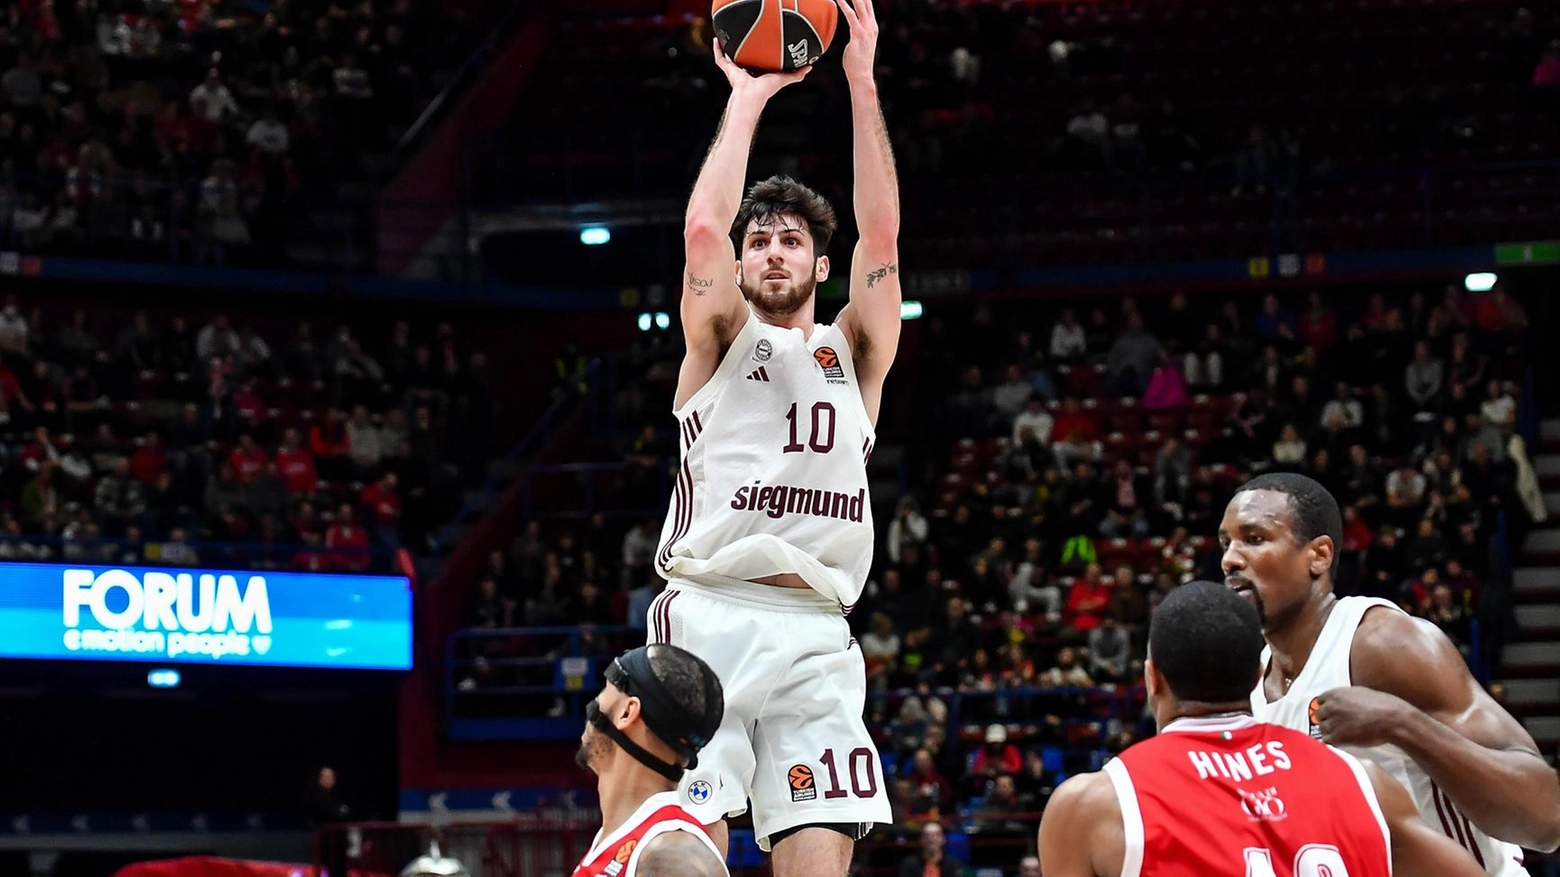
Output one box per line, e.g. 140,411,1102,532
646,576,892,849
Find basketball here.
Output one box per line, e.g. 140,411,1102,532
712,0,839,73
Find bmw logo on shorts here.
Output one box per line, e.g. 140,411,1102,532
688,780,713,805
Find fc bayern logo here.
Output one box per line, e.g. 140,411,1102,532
688,780,713,805
754,339,773,363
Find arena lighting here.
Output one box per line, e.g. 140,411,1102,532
637,312,671,331
1465,272,1498,292
147,668,181,688
900,301,924,320
655,312,671,330
579,226,611,246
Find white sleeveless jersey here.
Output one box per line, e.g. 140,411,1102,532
656,312,875,609
1250,596,1527,876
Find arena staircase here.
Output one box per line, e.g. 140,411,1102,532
1497,416,1560,758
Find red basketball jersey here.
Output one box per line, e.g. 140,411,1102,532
572,791,726,877
1105,715,1391,877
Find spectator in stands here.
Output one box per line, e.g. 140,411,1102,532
361,472,402,550
973,774,1027,835
311,409,351,480
1088,615,1131,682
1039,646,1094,688
346,405,384,475
1153,437,1190,511
161,527,200,566
973,724,1022,781
1106,312,1161,396
898,822,959,877
1099,459,1151,538
1405,340,1444,414
862,613,901,692
95,458,146,536
1142,351,1188,410
196,314,240,362
1051,309,1087,362
888,498,930,566
1272,423,1307,468
992,364,1034,420
326,503,371,572
1386,462,1428,527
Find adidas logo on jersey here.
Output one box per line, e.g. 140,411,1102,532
745,367,771,382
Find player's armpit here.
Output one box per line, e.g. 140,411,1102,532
635,830,727,877
1347,607,1560,850
1038,772,1119,877
1365,761,1487,877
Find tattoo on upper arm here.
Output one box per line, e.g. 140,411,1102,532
686,271,715,297
635,833,725,877
865,262,898,289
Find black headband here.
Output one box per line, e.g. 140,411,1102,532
587,646,721,783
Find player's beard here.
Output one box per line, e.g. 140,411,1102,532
575,725,613,774
741,272,816,317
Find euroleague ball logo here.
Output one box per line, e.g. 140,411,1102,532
788,764,817,802
814,347,844,380
1239,786,1288,822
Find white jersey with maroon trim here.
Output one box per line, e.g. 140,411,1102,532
571,791,726,877
1250,596,1527,877
656,312,875,609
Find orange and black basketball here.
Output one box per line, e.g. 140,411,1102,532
788,763,815,789
713,0,838,73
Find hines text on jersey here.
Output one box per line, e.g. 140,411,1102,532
729,483,868,523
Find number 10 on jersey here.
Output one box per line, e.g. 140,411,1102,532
783,402,837,454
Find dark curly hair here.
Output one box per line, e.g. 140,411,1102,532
730,175,838,256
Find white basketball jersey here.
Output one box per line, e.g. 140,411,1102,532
656,312,875,609
1250,596,1527,876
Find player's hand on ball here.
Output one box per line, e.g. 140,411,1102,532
835,0,879,82
712,39,811,99
1312,686,1413,748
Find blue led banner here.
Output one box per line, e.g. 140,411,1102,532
0,563,413,670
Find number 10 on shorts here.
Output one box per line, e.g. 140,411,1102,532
789,748,880,803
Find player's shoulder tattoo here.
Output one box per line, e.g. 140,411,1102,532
635,830,725,877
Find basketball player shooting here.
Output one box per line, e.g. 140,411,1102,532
1039,581,1489,877
1219,473,1560,873
647,0,899,874
573,644,727,877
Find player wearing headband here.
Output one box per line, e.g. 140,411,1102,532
573,644,728,877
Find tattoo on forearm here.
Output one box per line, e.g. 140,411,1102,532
686,272,715,296
865,263,898,288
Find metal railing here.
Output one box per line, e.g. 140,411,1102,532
430,360,600,556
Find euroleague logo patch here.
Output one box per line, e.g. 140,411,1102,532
788,764,817,802
813,346,845,381
754,339,773,363
603,839,637,875
688,780,713,805
1307,696,1323,740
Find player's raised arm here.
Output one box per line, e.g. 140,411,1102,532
678,47,809,406
1317,609,1560,851
833,0,901,422
1363,760,1489,877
